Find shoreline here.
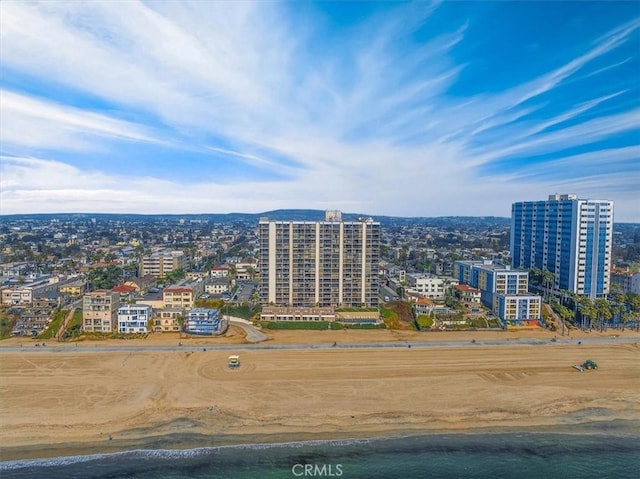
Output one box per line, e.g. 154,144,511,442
3,419,640,464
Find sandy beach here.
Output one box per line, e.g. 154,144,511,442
1,328,639,461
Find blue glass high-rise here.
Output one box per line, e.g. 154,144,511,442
510,194,613,299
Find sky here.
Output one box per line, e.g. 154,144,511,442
1,1,639,221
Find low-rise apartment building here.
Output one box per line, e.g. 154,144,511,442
495,294,541,327
184,308,221,335
453,260,541,326
117,304,152,334
405,273,449,299
153,307,184,332
205,277,232,295
59,280,86,297
82,290,119,333
163,287,194,310
211,265,230,278
611,269,640,294
1,287,33,305
140,250,187,277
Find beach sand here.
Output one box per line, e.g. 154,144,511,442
1,328,639,460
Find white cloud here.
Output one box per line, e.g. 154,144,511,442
0,2,638,221
0,89,161,151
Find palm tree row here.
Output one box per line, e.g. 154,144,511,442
531,267,640,331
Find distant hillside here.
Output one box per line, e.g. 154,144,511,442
0,210,511,225
2,212,637,234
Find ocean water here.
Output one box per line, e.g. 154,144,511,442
1,433,639,479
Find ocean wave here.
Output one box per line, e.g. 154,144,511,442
4,431,639,472
0,436,377,471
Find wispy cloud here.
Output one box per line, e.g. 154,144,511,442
0,1,638,220
0,89,161,152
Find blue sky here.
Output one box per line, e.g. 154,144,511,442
1,1,638,220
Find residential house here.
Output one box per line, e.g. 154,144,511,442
153,307,184,332
455,284,481,305
82,290,119,333
205,277,232,296
163,287,194,310
117,304,152,334
184,308,222,335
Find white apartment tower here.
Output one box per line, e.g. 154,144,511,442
259,212,380,308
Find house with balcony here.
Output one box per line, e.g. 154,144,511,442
82,290,119,333
163,287,194,310
405,273,449,300
0,287,33,305
454,284,481,305
153,307,184,332
184,308,222,335
117,304,152,334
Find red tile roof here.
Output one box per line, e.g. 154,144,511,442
112,284,136,293
455,284,480,293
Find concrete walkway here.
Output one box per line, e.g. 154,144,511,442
226,316,268,343
56,308,76,341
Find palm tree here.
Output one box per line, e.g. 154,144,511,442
246,266,256,281
578,297,597,331
594,298,612,331
619,308,631,332
542,270,554,302
613,304,629,331
559,289,571,307
529,267,542,288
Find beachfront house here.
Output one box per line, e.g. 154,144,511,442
117,304,152,334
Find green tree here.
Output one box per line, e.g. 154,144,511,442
627,292,640,314
613,304,630,331
594,298,612,331
86,265,123,290
228,265,237,280
542,269,554,301
578,297,597,330
529,267,542,287
164,268,186,284
551,300,574,333
245,266,256,281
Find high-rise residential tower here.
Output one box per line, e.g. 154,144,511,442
510,194,613,299
258,211,380,308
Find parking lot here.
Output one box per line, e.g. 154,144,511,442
233,281,258,302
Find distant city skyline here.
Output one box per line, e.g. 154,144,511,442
1,2,638,221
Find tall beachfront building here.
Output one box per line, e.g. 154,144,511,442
510,194,613,299
258,211,380,308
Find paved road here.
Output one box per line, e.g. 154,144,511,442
227,316,268,343
1,335,637,354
